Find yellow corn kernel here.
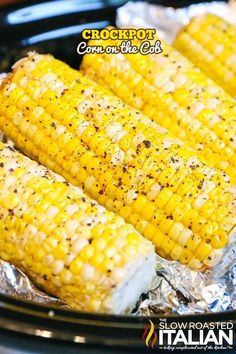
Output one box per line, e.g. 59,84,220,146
170,245,183,261
152,228,166,247
174,14,236,98
0,142,154,314
155,189,173,209
82,32,236,182
1,52,235,271
195,242,212,261
211,231,228,249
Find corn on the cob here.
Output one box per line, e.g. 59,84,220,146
81,34,236,183
174,14,236,97
0,53,235,270
0,143,155,314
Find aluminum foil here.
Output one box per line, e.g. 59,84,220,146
0,260,66,307
136,241,236,315
117,1,236,43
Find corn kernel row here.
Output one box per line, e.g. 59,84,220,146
0,142,155,313
174,14,236,97
0,53,235,270
81,34,236,182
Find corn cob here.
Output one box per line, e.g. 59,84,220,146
174,14,236,97
0,53,235,270
0,143,156,314
81,34,236,183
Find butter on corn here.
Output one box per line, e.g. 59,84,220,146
174,14,236,98
81,32,236,183
0,143,156,314
0,53,235,270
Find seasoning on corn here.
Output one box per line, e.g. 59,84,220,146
0,53,235,270
0,143,156,314
81,32,236,183
174,14,236,98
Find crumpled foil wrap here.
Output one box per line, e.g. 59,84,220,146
0,3,235,315
117,1,236,43
135,241,236,315
0,260,66,307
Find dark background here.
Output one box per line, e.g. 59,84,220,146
0,0,227,70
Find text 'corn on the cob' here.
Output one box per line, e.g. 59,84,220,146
0,143,155,314
0,53,235,270
174,14,236,98
81,33,236,183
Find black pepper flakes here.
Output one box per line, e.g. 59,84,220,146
143,140,151,148
8,209,14,216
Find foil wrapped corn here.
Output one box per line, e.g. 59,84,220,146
174,14,236,98
0,143,156,314
81,33,236,183
0,53,235,270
